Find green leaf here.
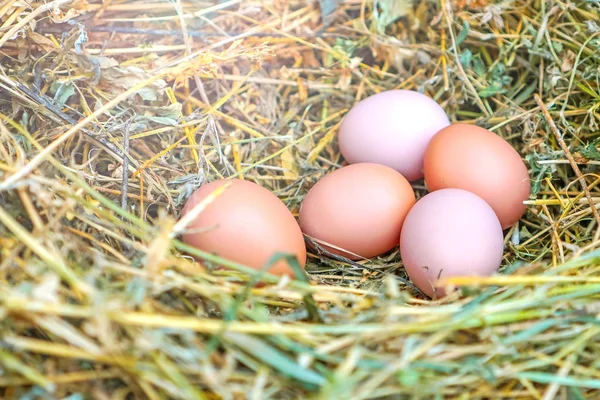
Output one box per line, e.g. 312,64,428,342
513,82,537,105
411,361,457,373
525,153,551,196
459,49,472,69
553,41,564,53
226,332,327,387
154,102,182,119
137,103,182,126
397,368,420,387
333,38,358,57
501,319,558,344
517,372,600,388
140,115,178,126
376,0,413,33
136,87,160,101
472,54,486,77
456,21,470,47
50,82,76,108
319,0,337,27
63,395,84,400
478,82,506,98
580,142,600,160
568,387,586,400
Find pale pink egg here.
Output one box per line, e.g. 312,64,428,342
338,90,450,181
400,189,504,298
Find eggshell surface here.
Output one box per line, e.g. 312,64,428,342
299,163,415,260
338,90,450,181
400,189,504,298
424,123,530,229
181,179,306,277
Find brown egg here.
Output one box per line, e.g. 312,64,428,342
299,163,415,260
424,123,530,229
181,179,306,277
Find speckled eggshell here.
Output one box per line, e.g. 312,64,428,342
181,179,306,278
400,189,504,298
424,123,530,229
338,90,450,181
299,163,416,260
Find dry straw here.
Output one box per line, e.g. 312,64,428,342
1,0,600,398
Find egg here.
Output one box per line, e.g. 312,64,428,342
400,189,504,298
181,179,306,277
299,163,415,260
424,123,530,229
337,90,450,181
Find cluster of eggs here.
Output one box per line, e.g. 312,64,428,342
180,90,530,297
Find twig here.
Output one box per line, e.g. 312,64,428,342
542,352,576,400
536,160,600,166
541,204,565,265
121,123,131,210
69,26,349,39
173,0,201,166
534,94,600,240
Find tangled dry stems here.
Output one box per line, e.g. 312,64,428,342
1,0,600,398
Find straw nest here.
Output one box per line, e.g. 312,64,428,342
1,0,600,398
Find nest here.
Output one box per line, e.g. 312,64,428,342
1,0,600,398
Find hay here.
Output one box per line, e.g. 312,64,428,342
1,0,600,398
